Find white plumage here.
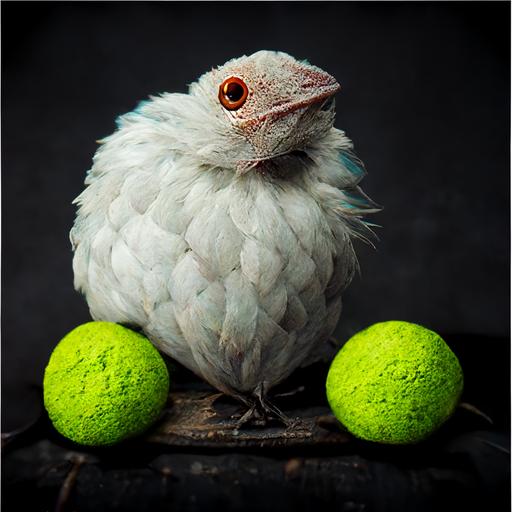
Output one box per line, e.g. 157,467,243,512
71,50,378,416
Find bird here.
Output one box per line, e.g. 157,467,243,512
70,50,379,425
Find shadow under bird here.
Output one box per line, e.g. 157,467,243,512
71,50,380,424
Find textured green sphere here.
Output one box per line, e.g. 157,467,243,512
44,321,169,446
326,321,464,444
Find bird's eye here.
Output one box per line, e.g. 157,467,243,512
219,77,249,111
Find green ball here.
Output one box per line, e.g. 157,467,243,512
44,321,169,446
326,321,464,444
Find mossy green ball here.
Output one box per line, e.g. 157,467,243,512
44,321,169,446
326,321,464,444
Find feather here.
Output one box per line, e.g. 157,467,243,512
185,203,242,278
240,239,284,296
220,271,258,354
167,251,209,306
340,186,382,214
259,283,288,324
339,151,366,183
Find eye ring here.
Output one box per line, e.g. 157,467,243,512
218,77,249,111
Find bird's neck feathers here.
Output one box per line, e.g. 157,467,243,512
87,93,378,237
94,91,355,181
80,93,378,253
100,92,250,173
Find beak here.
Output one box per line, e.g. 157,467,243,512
274,63,340,117
240,65,340,126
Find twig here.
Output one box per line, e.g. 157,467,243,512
55,454,86,512
458,402,494,425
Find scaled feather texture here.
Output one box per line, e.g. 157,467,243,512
71,51,380,405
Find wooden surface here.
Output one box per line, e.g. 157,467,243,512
2,335,511,512
145,389,351,449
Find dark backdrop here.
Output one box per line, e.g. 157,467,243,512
2,1,509,430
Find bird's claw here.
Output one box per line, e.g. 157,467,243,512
233,403,298,429
231,384,301,429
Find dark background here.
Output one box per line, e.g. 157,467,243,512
2,1,510,431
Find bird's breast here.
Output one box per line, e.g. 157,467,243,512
73,160,354,394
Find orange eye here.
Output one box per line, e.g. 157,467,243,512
218,77,249,110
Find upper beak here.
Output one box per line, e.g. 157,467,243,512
298,65,341,97
274,64,340,116
242,66,340,125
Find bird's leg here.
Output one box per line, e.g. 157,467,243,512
233,402,265,428
254,383,298,428
228,392,264,426
228,390,269,427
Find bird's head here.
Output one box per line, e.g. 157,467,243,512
189,51,341,175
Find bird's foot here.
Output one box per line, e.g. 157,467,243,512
233,402,297,429
232,385,300,429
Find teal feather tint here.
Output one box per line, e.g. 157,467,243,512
134,99,151,114
343,190,371,207
117,100,155,128
339,152,365,180
340,200,357,210
340,187,382,213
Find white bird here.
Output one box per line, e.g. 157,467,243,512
71,50,379,424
